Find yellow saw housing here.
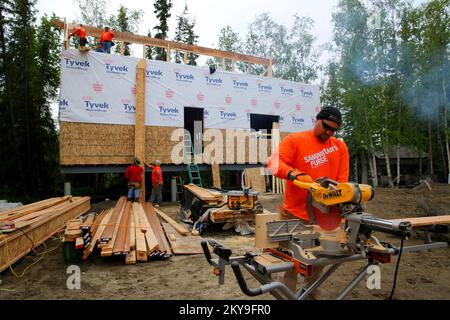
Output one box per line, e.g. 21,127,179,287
293,180,374,206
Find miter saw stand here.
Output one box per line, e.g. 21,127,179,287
201,214,448,300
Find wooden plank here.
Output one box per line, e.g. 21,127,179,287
183,184,223,202
161,222,203,255
0,197,91,272
129,206,136,251
81,213,95,230
212,162,221,189
112,201,131,255
143,203,172,255
101,197,126,242
153,207,189,236
125,249,137,265
83,210,111,260
133,203,147,261
389,215,450,228
135,59,146,202
123,203,132,254
102,199,126,256
52,19,273,67
136,203,158,253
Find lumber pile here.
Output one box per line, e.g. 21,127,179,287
209,205,256,224
183,184,225,205
83,198,187,264
0,196,91,273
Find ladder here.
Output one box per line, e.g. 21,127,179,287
184,131,203,187
174,176,184,203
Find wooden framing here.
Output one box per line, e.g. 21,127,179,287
135,59,146,202
53,19,274,68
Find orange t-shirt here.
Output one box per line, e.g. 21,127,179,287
71,27,87,39
101,30,115,42
267,130,349,221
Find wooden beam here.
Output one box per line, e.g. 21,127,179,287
135,59,146,202
143,202,172,255
137,203,158,253
112,201,131,255
52,19,274,66
153,207,189,236
212,163,221,189
83,209,111,260
133,203,148,261
102,199,126,256
389,215,450,228
100,197,126,242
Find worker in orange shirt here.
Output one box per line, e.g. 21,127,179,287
69,24,88,50
267,106,349,299
146,160,163,208
100,26,115,54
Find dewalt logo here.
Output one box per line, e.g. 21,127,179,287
322,189,342,200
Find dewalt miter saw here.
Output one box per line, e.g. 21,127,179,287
201,177,448,300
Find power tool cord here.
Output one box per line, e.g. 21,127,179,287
389,235,405,300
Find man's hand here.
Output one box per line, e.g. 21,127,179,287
287,170,313,183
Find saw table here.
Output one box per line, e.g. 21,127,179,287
201,177,449,300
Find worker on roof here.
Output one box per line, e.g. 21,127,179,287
124,157,144,202
69,24,88,51
267,106,349,299
145,160,163,208
100,26,115,54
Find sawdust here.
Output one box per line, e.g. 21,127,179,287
0,185,449,300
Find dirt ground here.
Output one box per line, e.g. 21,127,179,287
1,184,449,300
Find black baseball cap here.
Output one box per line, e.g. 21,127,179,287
316,107,342,126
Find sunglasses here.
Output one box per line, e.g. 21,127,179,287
321,120,339,132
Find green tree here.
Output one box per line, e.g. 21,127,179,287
206,26,242,71
153,0,172,61
109,5,143,56
174,4,199,65
0,0,62,200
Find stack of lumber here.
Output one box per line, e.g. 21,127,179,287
82,199,205,264
209,205,256,224
83,198,175,264
0,196,91,273
183,184,225,205
63,213,95,249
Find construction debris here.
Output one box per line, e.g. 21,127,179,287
0,196,91,273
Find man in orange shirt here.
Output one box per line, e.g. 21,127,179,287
267,106,349,298
69,24,88,50
100,26,115,54
146,160,163,208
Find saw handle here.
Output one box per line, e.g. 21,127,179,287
201,240,214,265
231,262,263,296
